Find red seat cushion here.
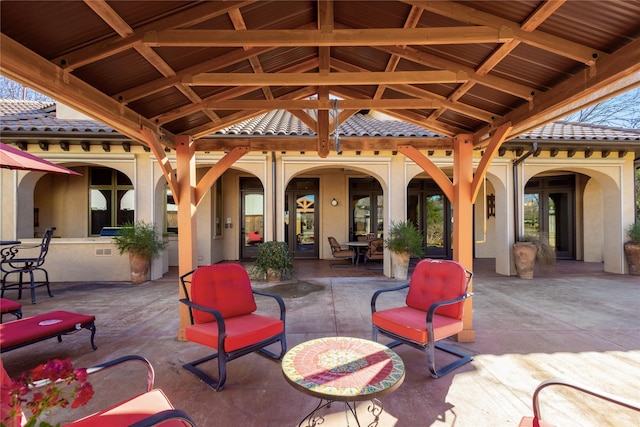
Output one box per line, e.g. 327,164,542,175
185,313,284,352
405,259,467,320
372,306,463,343
65,389,187,427
0,311,95,350
0,298,21,314
189,264,257,324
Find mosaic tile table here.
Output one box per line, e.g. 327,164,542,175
282,336,405,427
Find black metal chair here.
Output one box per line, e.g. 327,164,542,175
1,227,55,304
179,263,287,391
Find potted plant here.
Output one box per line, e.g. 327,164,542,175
384,220,424,280
112,221,168,284
624,222,640,276
513,234,555,279
253,241,294,281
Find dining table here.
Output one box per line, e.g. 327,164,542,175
345,241,369,266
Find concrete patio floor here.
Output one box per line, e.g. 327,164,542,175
1,259,639,426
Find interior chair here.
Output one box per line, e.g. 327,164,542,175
179,263,286,391
371,258,473,378
364,239,384,267
1,227,55,304
519,378,640,427
0,355,195,426
327,237,356,267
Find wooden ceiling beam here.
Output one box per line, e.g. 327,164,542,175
144,27,511,47
185,70,468,86
411,0,605,65
0,33,170,147
194,137,453,152
477,38,640,144
202,99,444,110
330,58,496,123
116,46,276,103
55,1,255,70
378,45,534,100
154,60,318,125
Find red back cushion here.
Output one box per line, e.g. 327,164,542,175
190,264,257,324
405,259,468,320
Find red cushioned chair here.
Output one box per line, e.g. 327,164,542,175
179,263,286,391
0,355,195,426
0,298,22,322
371,258,473,378
518,378,640,427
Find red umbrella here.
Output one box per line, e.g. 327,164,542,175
0,142,81,175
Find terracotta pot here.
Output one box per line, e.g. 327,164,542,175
513,242,537,279
392,251,411,280
624,241,640,276
267,268,281,282
129,253,151,284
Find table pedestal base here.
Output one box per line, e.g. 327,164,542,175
298,398,383,427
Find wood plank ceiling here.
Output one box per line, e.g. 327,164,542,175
1,0,639,156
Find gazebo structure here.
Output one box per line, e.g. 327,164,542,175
1,1,639,341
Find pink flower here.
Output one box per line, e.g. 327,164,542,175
1,358,93,427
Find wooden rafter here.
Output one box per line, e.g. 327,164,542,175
143,27,512,47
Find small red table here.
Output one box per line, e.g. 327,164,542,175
282,336,405,426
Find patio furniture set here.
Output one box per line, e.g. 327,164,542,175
2,253,638,426
0,233,195,426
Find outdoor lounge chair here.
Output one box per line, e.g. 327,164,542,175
0,355,196,426
0,310,96,353
1,227,55,304
364,239,384,267
518,378,640,427
0,298,22,322
371,258,473,378
179,263,287,391
327,237,356,266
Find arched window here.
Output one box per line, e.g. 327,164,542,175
89,167,134,235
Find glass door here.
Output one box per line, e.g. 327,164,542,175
240,177,264,259
524,175,574,259
408,179,453,259
285,178,319,259
349,178,383,240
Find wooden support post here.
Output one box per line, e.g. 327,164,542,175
453,133,476,342
175,135,197,341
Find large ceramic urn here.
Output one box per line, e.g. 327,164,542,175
513,241,537,279
129,253,151,284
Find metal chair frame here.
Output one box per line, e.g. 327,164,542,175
371,262,473,378
179,267,287,391
519,378,640,427
1,227,55,304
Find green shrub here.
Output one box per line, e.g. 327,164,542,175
254,241,294,280
384,220,424,257
112,221,167,259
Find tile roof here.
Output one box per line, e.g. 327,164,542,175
1,100,639,143
0,100,118,135
516,121,640,142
